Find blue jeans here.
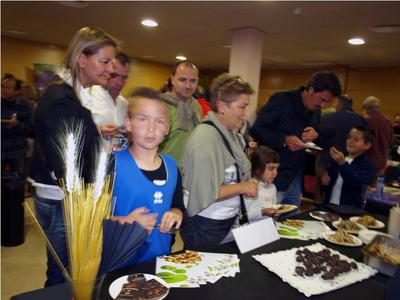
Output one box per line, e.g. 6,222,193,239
34,195,68,287
276,171,303,219
181,212,236,250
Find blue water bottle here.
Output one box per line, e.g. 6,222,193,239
375,175,384,201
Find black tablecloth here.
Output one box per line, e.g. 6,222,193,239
11,207,393,300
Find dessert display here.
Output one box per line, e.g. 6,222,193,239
109,274,169,300
271,204,297,215
294,247,358,280
309,211,341,222
333,219,365,234
322,229,363,247
363,235,400,276
253,243,377,297
281,219,305,228
276,220,331,240
156,252,240,288
162,250,202,264
350,215,385,229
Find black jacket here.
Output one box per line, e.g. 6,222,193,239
323,153,374,208
251,87,320,191
29,82,99,185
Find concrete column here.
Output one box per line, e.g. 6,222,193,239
229,27,264,123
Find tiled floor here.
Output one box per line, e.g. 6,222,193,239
1,198,314,299
1,198,47,300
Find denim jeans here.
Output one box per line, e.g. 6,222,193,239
276,171,303,219
34,195,68,287
180,212,236,250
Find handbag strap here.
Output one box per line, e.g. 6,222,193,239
202,120,249,224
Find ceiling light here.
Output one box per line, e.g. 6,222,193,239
176,55,187,61
348,38,365,45
370,24,400,33
141,19,158,27
292,7,303,15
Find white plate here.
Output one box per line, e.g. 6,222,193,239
305,142,323,151
358,229,393,244
332,220,366,234
322,231,363,247
109,273,169,299
271,204,297,215
309,211,341,222
349,216,385,229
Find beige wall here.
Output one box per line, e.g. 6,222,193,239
258,66,400,118
1,36,171,97
2,36,399,118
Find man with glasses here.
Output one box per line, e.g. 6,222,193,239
158,60,203,167
251,72,342,211
87,51,130,141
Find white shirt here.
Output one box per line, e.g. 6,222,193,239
198,164,240,220
85,85,128,127
244,180,277,222
329,156,354,205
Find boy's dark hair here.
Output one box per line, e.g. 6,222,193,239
250,146,280,180
352,125,375,144
131,87,163,101
305,71,342,97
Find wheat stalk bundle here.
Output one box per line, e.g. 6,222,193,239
27,121,115,300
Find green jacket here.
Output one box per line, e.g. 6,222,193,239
159,92,202,167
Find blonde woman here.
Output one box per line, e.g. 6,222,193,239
29,26,117,286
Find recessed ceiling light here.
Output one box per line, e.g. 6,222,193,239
141,19,158,27
348,38,365,45
5,29,27,35
176,55,187,61
292,7,303,15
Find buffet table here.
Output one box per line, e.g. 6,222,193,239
11,207,393,300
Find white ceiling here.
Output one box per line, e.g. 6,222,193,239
2,1,400,70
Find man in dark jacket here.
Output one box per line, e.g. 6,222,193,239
251,72,342,208
1,74,32,175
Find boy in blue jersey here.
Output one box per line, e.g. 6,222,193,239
112,87,183,265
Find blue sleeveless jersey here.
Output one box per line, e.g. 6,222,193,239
113,148,178,265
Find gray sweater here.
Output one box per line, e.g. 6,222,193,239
182,112,251,216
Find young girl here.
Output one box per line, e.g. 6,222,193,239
112,87,184,266
245,146,281,222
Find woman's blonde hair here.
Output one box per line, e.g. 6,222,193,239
63,26,117,96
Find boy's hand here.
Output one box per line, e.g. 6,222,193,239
329,147,346,165
159,208,183,233
117,207,158,234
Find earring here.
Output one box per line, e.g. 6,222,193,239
80,65,85,69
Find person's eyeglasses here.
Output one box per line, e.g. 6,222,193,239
217,76,242,99
110,73,129,80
